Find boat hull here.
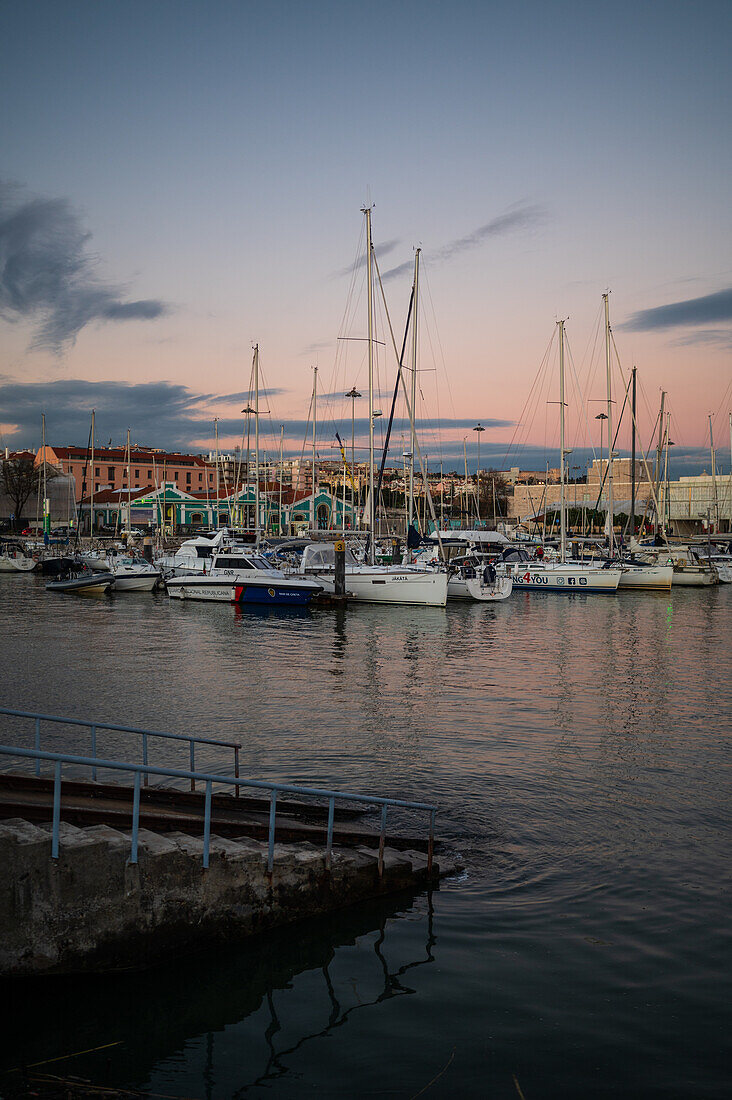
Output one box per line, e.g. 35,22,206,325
166,577,321,605
111,572,161,592
310,569,448,606
448,575,513,601
671,567,718,586
618,565,674,590
46,573,114,595
511,564,621,593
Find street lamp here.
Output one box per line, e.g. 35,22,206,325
473,422,485,523
345,387,362,512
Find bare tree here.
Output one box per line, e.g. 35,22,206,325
1,457,43,531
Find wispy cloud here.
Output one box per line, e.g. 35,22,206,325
382,202,548,280
670,328,732,350
622,287,732,332
0,181,170,353
331,237,401,279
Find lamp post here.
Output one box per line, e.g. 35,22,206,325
473,422,485,523
346,386,361,520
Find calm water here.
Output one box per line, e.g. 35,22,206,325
0,574,730,1098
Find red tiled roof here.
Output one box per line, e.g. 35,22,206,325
44,446,210,466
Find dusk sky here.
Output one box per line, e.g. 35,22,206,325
1,0,730,476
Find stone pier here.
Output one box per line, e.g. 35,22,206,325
0,818,452,975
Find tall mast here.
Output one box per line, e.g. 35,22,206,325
214,418,220,526
603,293,614,554
408,248,420,530
311,366,318,532
709,413,718,531
90,409,95,538
463,438,469,528
363,206,376,564
663,412,672,532
630,368,636,551
126,427,132,535
654,390,666,537
42,413,48,539
558,319,567,564
253,344,260,544
278,424,284,536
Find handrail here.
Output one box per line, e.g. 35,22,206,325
0,706,241,795
0,745,437,877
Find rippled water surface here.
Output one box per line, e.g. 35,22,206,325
1,575,730,1097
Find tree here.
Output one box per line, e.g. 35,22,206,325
479,469,510,525
1,457,42,531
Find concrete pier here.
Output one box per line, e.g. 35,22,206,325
0,817,452,976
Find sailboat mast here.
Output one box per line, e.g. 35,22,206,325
558,319,567,564
279,424,284,536
603,293,614,554
254,344,260,544
90,409,95,536
408,249,420,530
709,413,718,531
42,413,48,539
311,366,318,532
654,391,666,537
363,206,376,564
126,427,132,535
630,368,636,548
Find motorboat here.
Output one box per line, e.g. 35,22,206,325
631,541,719,586
300,543,448,606
157,528,233,576
46,569,114,595
167,546,322,605
108,556,161,592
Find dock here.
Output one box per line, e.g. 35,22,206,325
0,707,453,976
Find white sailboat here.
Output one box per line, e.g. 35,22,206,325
301,207,447,607
510,319,621,594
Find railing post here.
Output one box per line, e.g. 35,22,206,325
189,740,195,791
130,772,141,864
142,733,149,787
34,717,41,777
234,746,240,798
267,789,277,873
427,809,436,875
90,724,97,782
378,804,387,878
326,796,335,872
51,760,61,859
203,780,212,869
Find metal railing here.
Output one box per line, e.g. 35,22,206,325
0,706,241,794
0,745,437,876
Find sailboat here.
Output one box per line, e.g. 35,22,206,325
300,208,448,607
510,319,622,594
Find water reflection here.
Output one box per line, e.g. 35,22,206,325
0,888,437,1097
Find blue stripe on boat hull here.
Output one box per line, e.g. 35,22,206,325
234,584,317,606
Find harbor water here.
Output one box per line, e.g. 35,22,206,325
1,575,730,1097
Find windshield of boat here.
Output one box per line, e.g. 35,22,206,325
302,544,359,569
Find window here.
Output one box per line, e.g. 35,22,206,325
216,556,253,569
186,471,191,481
135,469,140,478
199,473,203,482
108,467,115,480
147,470,152,478
95,467,100,476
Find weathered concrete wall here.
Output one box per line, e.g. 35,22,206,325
0,818,448,975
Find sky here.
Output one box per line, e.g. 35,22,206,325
1,0,730,477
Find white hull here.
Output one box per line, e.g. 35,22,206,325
511,563,621,593
709,558,732,583
167,579,235,601
311,567,448,606
111,572,161,592
0,554,36,572
448,574,513,601
618,564,673,590
671,567,718,587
